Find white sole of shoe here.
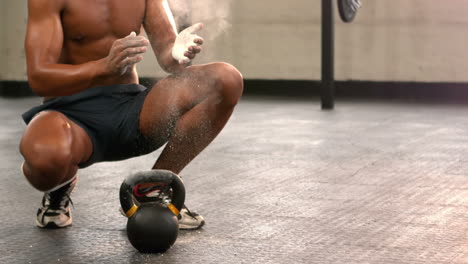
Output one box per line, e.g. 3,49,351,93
36,210,73,228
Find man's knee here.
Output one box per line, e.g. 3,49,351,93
209,62,244,106
20,112,75,191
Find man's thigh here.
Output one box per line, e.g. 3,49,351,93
138,63,219,139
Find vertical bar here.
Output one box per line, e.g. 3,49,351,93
321,0,335,110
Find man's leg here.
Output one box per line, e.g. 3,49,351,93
139,62,244,173
138,62,243,229
20,111,93,227
20,111,92,191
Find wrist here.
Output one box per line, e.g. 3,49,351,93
87,58,111,86
96,58,112,77
160,47,185,73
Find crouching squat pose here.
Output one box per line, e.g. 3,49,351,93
20,0,243,229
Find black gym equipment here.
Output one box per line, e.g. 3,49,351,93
321,0,361,110
119,170,186,253
338,0,361,23
321,0,335,110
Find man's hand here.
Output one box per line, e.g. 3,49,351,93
104,32,149,75
171,23,204,65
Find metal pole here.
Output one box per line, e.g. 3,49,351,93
321,0,335,110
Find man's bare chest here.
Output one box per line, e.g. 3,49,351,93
61,0,146,43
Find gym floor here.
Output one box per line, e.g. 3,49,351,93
0,95,466,264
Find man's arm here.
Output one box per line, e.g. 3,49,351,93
25,0,106,96
143,0,203,74
25,0,148,97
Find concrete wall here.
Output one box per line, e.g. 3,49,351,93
335,0,468,82
0,0,28,80
1,0,468,82
0,4,5,79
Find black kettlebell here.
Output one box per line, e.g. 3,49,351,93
119,170,185,253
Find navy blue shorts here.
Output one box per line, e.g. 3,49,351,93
22,84,165,168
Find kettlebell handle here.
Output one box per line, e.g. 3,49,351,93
119,170,186,218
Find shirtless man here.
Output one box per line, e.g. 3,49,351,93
20,0,243,229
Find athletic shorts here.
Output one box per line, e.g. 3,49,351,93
22,84,165,168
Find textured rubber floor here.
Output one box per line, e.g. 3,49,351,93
0,96,466,264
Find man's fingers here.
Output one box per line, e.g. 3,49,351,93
116,46,147,62
184,52,195,60
126,31,137,38
121,38,149,49
194,38,204,45
120,55,143,68
120,65,130,75
184,47,203,60
188,46,202,54
183,22,203,34
179,42,202,61
123,46,148,57
172,23,204,64
114,33,149,51
187,35,203,46
178,58,190,64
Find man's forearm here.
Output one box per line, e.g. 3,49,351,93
28,59,109,97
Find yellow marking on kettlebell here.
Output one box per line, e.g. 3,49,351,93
126,204,139,217
167,203,180,216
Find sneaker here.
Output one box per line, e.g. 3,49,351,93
119,205,205,230
134,184,172,204
178,206,205,230
36,178,77,228
121,184,205,230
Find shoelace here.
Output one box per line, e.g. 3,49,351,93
182,206,199,219
47,185,74,209
135,186,199,220
41,192,74,223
